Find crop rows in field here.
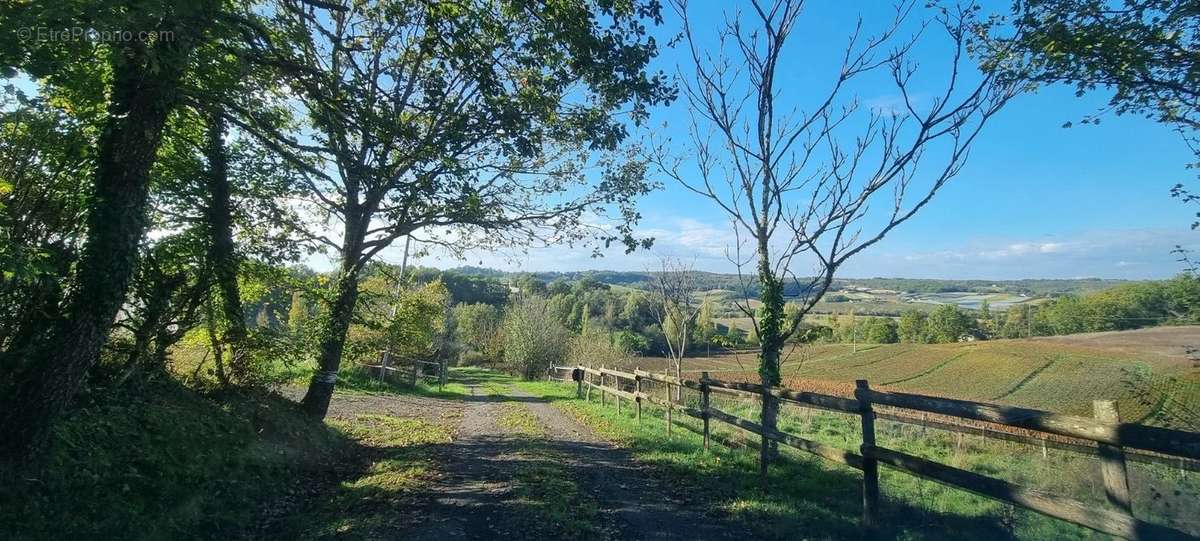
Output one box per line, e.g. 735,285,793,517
638,338,1200,428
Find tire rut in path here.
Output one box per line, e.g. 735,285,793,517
407,384,750,540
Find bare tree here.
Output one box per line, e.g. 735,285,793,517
648,257,703,399
656,0,1022,472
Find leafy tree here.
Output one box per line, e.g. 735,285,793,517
985,1,1200,233
621,290,655,330
567,329,631,371
927,304,976,343
1001,303,1037,338
288,291,308,334
696,296,717,347
503,296,570,380
988,1,1198,146
453,302,503,362
0,90,92,360
384,282,450,366
612,330,650,355
1037,295,1092,334
512,274,548,297
0,0,223,460
254,0,674,418
898,309,930,343
547,281,573,297
862,317,899,344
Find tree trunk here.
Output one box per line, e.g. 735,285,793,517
203,108,249,382
0,14,210,461
756,234,784,477
204,298,230,386
674,357,683,401
299,212,369,418
116,265,181,387
299,265,361,418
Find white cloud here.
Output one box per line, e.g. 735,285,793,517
847,228,1198,279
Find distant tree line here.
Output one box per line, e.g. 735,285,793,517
813,274,1200,345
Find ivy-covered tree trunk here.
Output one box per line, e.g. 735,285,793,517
203,109,249,381
756,233,784,477
300,211,368,418
116,264,183,386
0,10,211,461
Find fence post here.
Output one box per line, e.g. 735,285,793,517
665,371,673,438
439,358,446,392
379,351,390,382
856,380,880,536
1094,400,1134,521
701,371,711,451
616,374,622,415
410,360,418,387
585,367,593,402
635,369,642,424
600,366,606,407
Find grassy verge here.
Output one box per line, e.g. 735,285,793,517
0,378,348,540
0,363,477,540
513,380,1115,540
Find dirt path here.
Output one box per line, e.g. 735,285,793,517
403,382,751,540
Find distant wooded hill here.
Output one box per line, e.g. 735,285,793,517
445,267,1128,297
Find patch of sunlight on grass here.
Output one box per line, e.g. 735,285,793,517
498,403,544,437
342,458,433,497
330,414,451,448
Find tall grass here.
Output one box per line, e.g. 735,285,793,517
517,379,1200,539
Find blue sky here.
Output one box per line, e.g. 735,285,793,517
12,2,1191,280
407,1,1199,280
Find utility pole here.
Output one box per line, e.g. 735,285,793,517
851,309,857,353
385,236,413,376
389,235,413,319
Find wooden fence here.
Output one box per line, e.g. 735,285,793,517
366,351,446,391
549,365,1200,540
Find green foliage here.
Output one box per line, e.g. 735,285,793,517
861,317,899,344
696,296,717,345
502,296,570,380
990,1,1199,138
567,328,633,369
927,304,977,343
994,274,1200,339
0,88,93,357
288,290,308,334
511,273,547,296
898,309,930,343
612,329,650,354
0,378,344,539
411,267,509,306
452,302,503,362
386,282,451,364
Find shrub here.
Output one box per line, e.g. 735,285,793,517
502,295,570,379
568,330,633,368
453,302,503,361
612,329,650,354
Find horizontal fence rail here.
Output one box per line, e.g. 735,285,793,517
365,351,447,391
566,365,1199,540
